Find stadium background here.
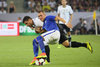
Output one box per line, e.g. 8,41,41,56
0,0,100,67
0,0,100,35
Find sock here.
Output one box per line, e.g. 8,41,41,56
71,41,87,48
33,39,39,57
68,35,71,47
36,36,45,53
45,45,50,62
68,35,71,42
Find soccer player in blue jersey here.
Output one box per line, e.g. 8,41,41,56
28,11,71,65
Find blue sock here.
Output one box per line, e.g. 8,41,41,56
36,36,45,53
33,39,39,57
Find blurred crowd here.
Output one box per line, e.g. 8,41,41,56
24,0,100,13
0,0,100,14
0,0,16,14
0,0,100,34
24,0,57,13
73,18,100,35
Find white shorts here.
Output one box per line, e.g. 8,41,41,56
41,30,60,46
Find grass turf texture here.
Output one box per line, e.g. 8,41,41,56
0,35,100,67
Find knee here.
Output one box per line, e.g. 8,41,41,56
36,35,44,42
62,40,69,47
33,38,39,43
68,32,71,35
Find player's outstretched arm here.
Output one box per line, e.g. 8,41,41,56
68,14,73,23
55,16,66,24
55,16,72,28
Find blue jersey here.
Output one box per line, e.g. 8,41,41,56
42,16,59,31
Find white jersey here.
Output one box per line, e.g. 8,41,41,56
57,5,73,24
32,17,43,27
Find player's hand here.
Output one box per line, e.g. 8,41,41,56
35,27,41,33
30,27,34,29
65,22,72,28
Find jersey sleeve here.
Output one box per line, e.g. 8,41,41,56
57,6,60,14
69,6,73,14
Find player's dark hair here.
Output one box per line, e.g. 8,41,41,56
23,16,32,23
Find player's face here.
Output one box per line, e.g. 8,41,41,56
38,12,46,22
61,0,67,6
24,19,33,27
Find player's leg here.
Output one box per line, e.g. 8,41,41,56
41,30,60,44
62,40,86,48
29,39,39,65
29,36,46,65
58,24,93,53
60,34,87,48
44,41,50,63
67,31,71,46
59,24,72,47
60,32,93,53
62,40,93,53
57,24,65,48
36,36,46,58
64,25,72,46
42,30,60,63
45,45,50,63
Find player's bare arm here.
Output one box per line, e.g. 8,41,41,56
55,16,66,24
68,14,73,23
55,16,72,28
35,26,46,34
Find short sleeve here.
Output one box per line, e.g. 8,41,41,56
57,6,60,14
69,6,73,14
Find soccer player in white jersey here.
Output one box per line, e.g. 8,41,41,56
57,0,73,46
32,17,43,27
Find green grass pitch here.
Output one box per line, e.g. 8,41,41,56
0,35,100,67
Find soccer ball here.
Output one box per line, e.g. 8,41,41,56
35,58,45,66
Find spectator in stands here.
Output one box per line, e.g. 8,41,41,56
0,0,7,10
48,0,56,11
28,0,36,10
74,18,83,35
0,7,6,14
42,0,49,6
24,0,29,9
17,17,22,23
8,1,16,13
42,2,51,12
23,0,100,12
35,0,42,4
78,4,85,12
31,8,35,13
35,2,42,12
74,18,87,35
73,6,78,12
80,19,87,34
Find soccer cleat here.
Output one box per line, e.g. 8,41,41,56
86,42,93,53
45,60,50,64
36,53,47,59
29,57,37,65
